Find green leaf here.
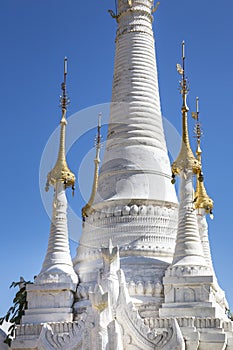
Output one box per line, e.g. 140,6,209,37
2,277,33,343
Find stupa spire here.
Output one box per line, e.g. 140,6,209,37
36,58,77,284
171,43,205,266
45,57,75,194
21,59,78,325
172,41,200,182
193,97,214,216
82,113,102,220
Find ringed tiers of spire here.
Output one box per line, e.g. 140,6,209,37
45,57,75,192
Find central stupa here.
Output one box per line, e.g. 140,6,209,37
73,0,178,316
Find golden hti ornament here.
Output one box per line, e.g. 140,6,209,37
171,41,201,184
193,97,214,218
45,57,75,194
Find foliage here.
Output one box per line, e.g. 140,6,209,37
226,308,233,321
0,278,32,347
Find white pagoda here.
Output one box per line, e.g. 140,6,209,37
3,1,233,349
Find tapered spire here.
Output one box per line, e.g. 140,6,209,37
82,113,102,220
172,42,200,183
95,0,177,204
36,58,77,284
45,57,75,194
74,0,178,314
192,97,214,217
171,44,206,267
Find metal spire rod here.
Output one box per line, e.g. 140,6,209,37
182,40,185,81
193,96,203,164
61,57,69,111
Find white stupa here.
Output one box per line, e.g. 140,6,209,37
3,1,233,350
74,0,178,317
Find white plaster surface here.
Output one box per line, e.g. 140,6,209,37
36,182,77,284
172,171,207,267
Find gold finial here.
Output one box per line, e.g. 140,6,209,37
82,113,102,220
171,41,201,183
193,98,214,217
45,57,75,194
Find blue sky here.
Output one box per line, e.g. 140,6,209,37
1,0,233,316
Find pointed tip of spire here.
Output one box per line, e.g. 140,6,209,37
98,112,102,127
64,56,67,69
196,96,199,112
182,40,185,59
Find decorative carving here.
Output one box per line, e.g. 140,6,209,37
101,240,119,265
165,265,212,278
89,285,108,313
147,319,185,350
116,270,185,349
76,278,165,302
75,203,178,294
37,321,86,350
95,203,178,218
